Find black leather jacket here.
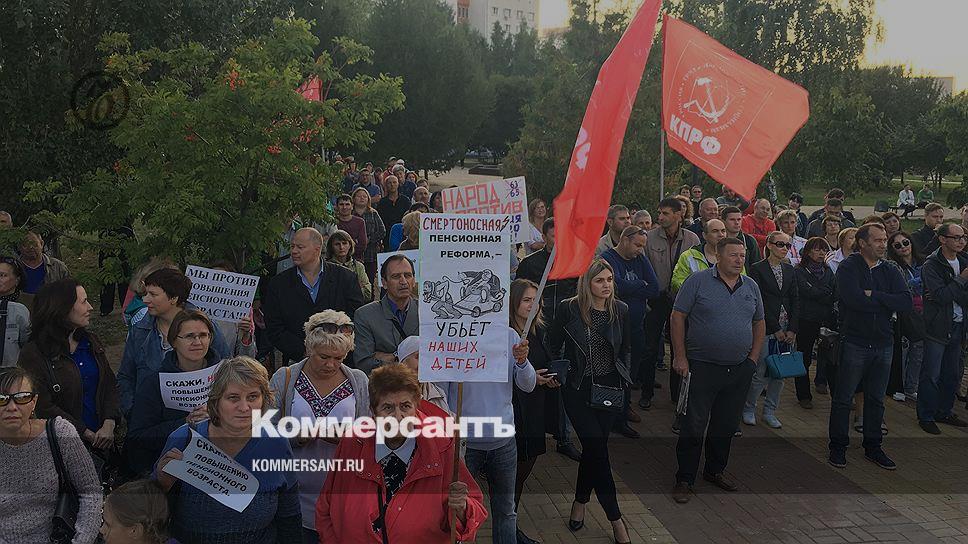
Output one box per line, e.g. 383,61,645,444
548,298,631,390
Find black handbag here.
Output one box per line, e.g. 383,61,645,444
585,326,624,413
818,327,842,367
46,418,79,544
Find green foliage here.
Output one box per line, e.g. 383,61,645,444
49,18,403,274
930,93,968,180
362,0,490,172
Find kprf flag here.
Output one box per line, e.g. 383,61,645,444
661,15,809,200
549,0,662,280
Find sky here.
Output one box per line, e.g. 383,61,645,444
539,0,967,92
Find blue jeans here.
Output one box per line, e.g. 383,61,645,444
918,323,964,422
902,339,924,397
828,341,893,453
464,440,517,544
744,338,785,417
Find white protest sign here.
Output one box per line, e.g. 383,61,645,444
185,265,259,324
418,214,511,382
162,428,260,513
159,364,221,411
374,250,419,288
440,177,529,244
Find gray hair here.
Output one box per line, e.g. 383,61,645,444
632,210,651,223
607,204,629,220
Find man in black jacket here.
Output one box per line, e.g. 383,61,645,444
910,203,945,257
918,223,968,434
516,218,577,323
263,227,364,363
828,223,912,471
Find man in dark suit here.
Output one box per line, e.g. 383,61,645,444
263,227,364,363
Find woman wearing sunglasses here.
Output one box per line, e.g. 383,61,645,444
744,231,800,428
124,310,223,477
0,256,30,367
268,310,369,544
0,366,103,543
886,232,925,402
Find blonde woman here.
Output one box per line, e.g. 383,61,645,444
548,259,631,544
826,227,858,274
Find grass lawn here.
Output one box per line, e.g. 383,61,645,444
796,176,962,208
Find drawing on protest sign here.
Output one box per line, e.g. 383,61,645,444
185,265,259,324
374,250,419,288
161,428,259,513
159,364,221,411
418,213,511,382
440,177,529,244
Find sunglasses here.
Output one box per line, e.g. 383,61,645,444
0,392,36,407
770,241,791,249
312,322,355,335
892,239,911,250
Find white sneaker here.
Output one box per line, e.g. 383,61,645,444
892,393,906,402
742,412,756,426
907,392,918,401
763,414,782,429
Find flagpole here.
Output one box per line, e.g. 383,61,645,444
523,245,556,335
659,127,666,199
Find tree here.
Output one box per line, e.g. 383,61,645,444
42,18,403,275
363,0,491,172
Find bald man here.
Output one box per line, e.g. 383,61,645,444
263,227,364,363
741,199,776,252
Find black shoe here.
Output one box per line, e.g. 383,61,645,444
638,397,652,410
568,501,585,532
613,423,640,439
672,481,692,503
919,420,942,435
865,449,897,470
556,443,582,462
828,450,847,468
937,414,968,428
516,527,541,543
702,472,738,492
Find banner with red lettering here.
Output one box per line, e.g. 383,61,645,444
550,0,662,279
662,15,809,200
418,214,511,383
440,177,528,244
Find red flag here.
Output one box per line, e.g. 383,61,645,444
550,0,662,280
661,15,809,200
297,76,323,101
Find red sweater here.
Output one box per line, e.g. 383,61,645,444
742,214,776,251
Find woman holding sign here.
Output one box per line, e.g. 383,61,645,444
125,310,222,477
268,311,369,544
317,364,487,543
548,259,632,544
155,356,300,543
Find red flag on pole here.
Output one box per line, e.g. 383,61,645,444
297,76,323,102
549,0,663,280
661,15,809,200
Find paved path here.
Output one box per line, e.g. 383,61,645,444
473,367,968,543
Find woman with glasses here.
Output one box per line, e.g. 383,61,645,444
0,256,30,367
124,310,223,477
886,232,925,402
0,367,103,544
18,279,121,453
326,230,372,301
744,231,799,428
268,310,369,544
775,210,807,266
794,238,836,402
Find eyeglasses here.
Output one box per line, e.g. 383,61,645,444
892,239,911,250
176,332,211,343
0,392,36,406
312,322,355,335
941,235,968,242
770,241,791,248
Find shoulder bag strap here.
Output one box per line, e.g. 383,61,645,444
586,325,598,388
43,351,64,395
280,365,292,419
374,486,390,544
0,299,7,363
46,418,74,495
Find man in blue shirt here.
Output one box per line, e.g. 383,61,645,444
602,226,659,436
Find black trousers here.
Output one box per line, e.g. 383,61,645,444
642,296,673,403
795,319,823,400
675,359,755,485
562,385,622,521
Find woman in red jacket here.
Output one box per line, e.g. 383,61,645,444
316,364,486,543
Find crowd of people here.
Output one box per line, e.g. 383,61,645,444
2,172,968,544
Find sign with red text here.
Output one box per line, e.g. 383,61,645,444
418,214,511,382
159,363,221,411
440,177,529,244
